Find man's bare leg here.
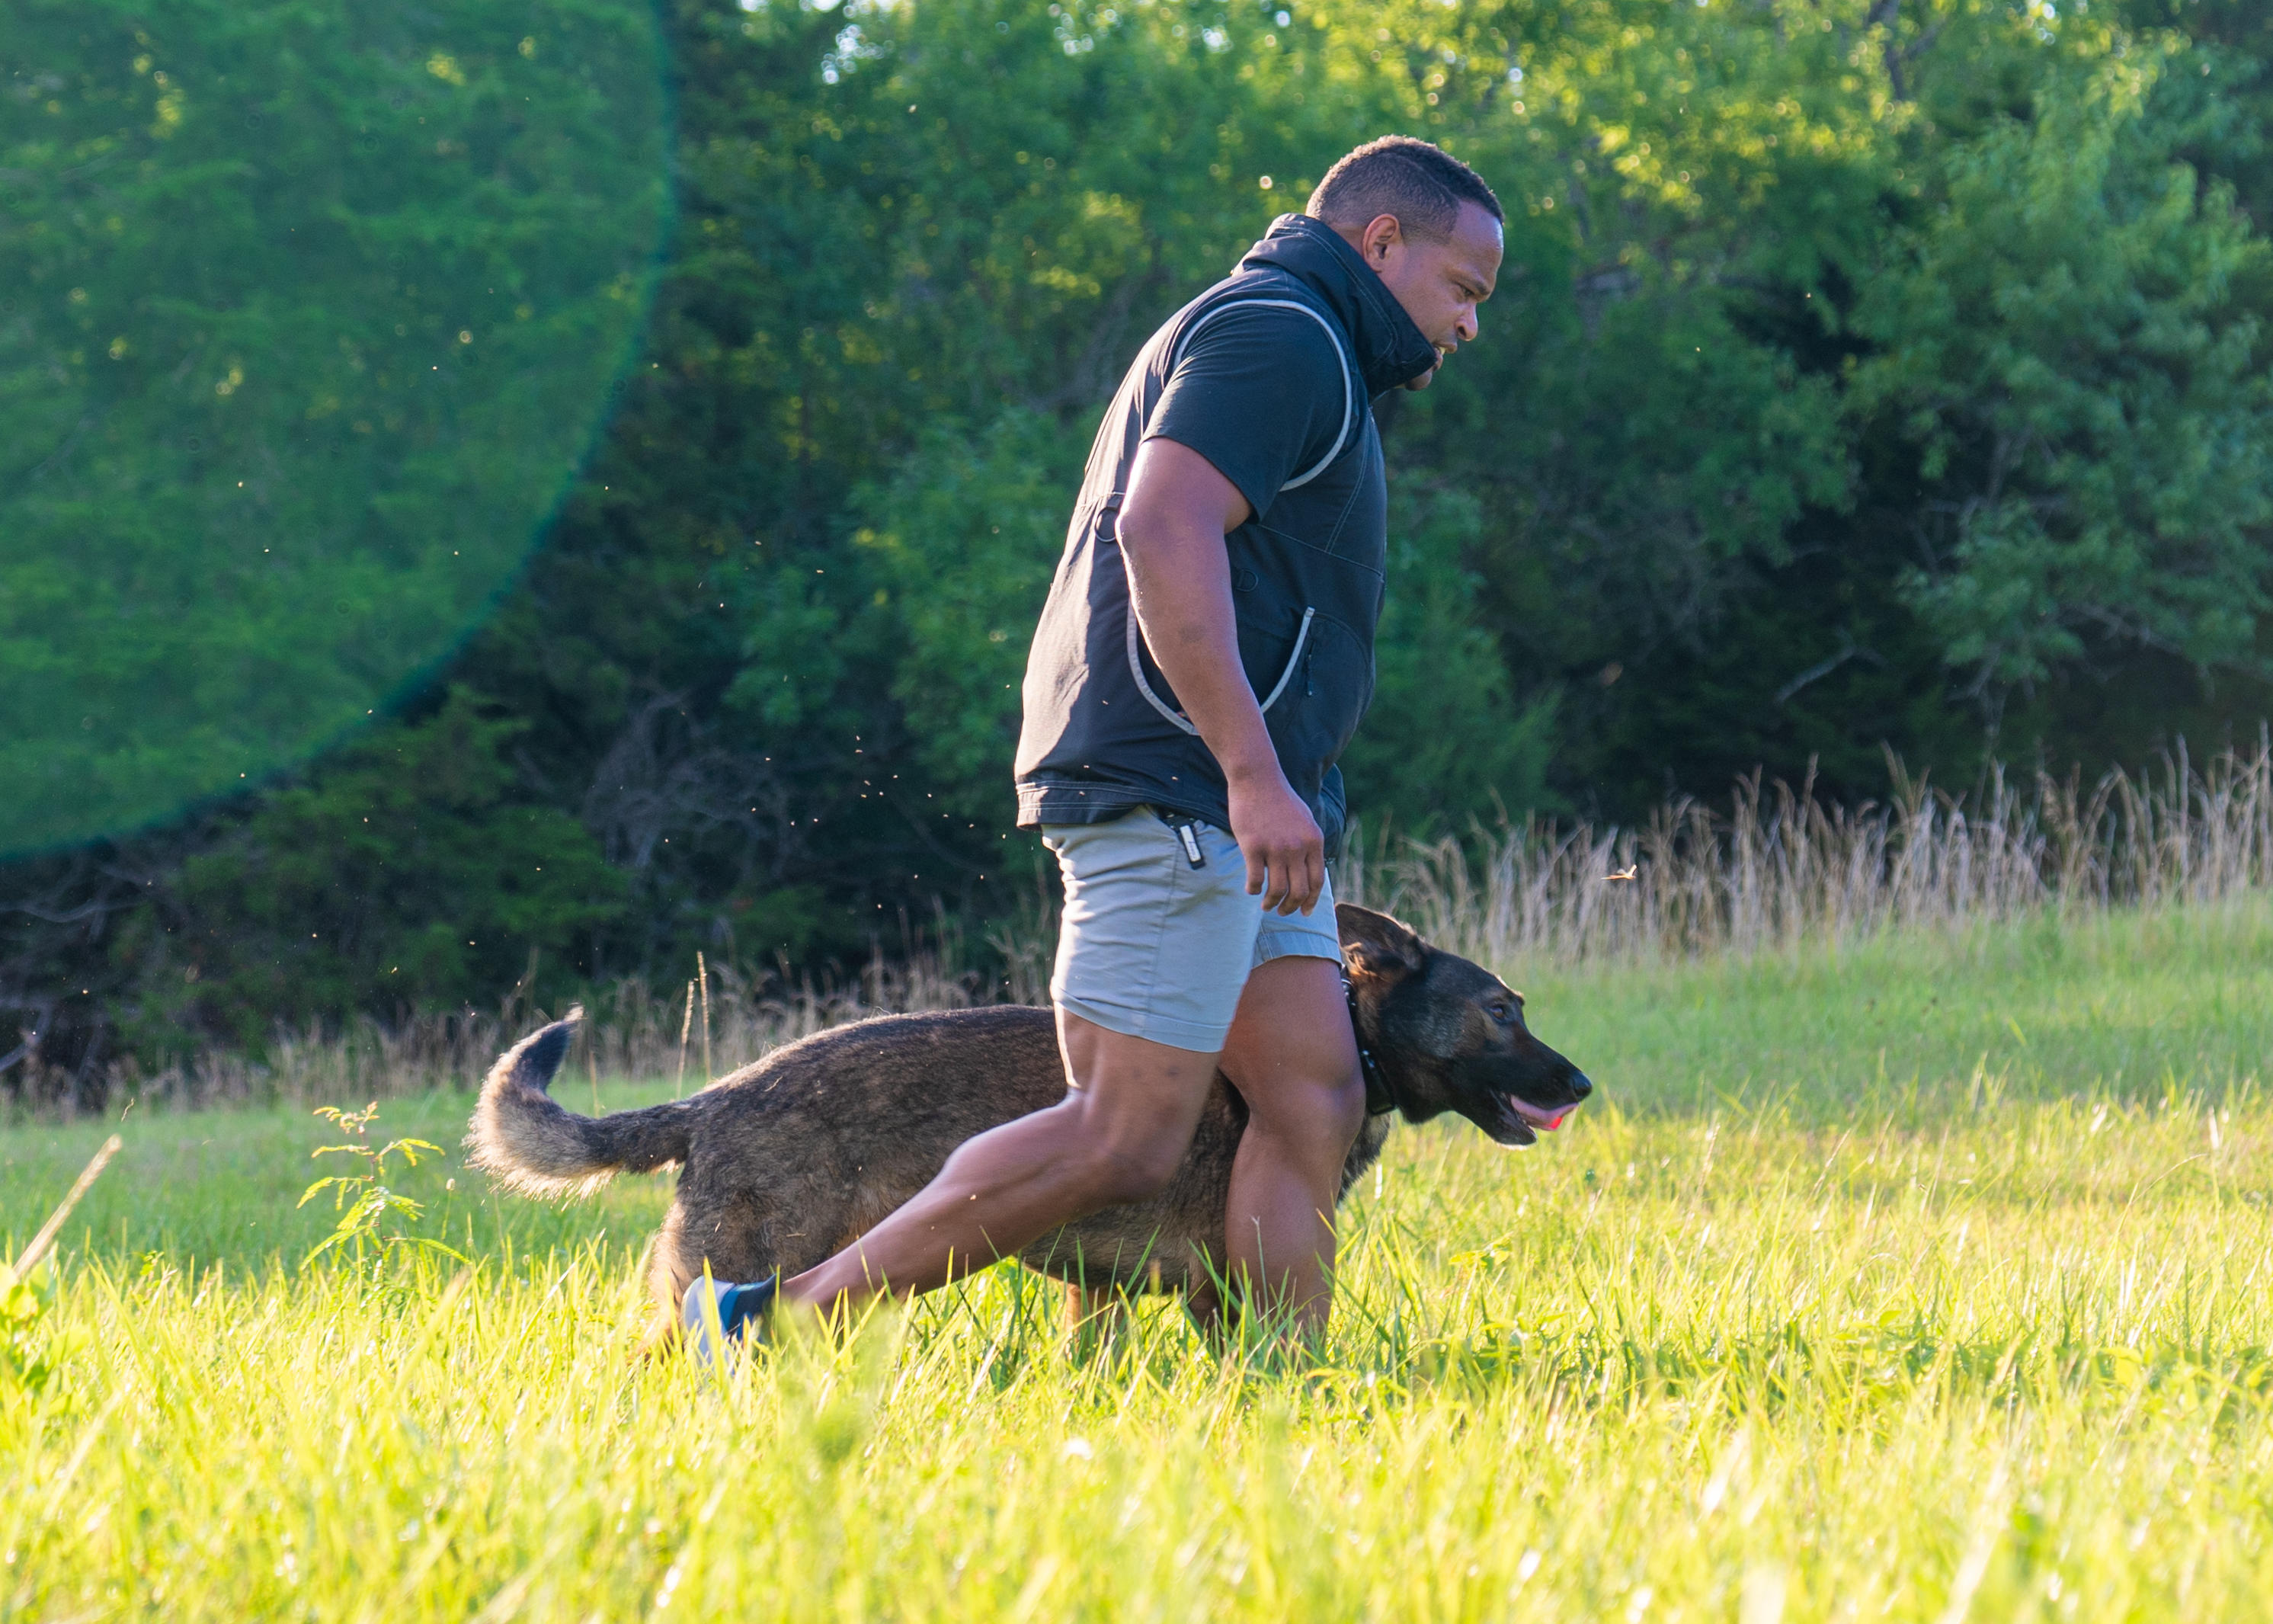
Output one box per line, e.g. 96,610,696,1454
1218,953,1366,1337
779,1011,1220,1316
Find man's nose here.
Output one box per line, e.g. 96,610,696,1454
1457,307,1479,344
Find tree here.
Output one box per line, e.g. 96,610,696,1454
10,0,2273,1087
0,0,669,857
1852,40,2273,710
117,688,623,1052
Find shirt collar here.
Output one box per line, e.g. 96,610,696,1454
1236,213,1440,396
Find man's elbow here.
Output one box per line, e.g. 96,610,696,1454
1116,507,1193,561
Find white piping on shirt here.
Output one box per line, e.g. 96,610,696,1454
1164,297,1356,491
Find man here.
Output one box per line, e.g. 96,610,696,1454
693,136,1503,1344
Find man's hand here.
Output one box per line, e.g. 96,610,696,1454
1228,766,1324,915
1119,437,1324,916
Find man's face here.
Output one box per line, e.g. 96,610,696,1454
1353,201,1503,390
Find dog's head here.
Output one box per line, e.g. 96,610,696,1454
1337,902,1593,1147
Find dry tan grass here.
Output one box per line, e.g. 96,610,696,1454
67,737,2273,1114
1348,737,2273,972
91,951,1004,1114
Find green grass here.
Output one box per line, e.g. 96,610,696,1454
8,901,2273,1619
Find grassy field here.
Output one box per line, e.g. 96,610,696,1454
8,900,2273,1619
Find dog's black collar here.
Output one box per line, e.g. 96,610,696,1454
1343,974,1400,1118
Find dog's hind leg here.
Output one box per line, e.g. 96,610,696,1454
1064,1282,1132,1360
635,1205,700,1359
641,1193,789,1357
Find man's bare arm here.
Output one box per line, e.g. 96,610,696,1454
1117,437,1323,915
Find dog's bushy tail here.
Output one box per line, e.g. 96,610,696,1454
465,1012,694,1197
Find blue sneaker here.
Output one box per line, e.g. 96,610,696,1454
681,1275,779,1364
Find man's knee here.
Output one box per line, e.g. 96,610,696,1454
1048,1079,1200,1206
1249,1064,1367,1160
1079,1134,1188,1206
1315,1066,1369,1151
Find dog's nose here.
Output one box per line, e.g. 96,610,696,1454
1568,1070,1593,1099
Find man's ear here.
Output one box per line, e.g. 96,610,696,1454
1335,902,1425,982
1359,211,1404,266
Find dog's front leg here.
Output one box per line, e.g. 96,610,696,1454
1181,1281,1223,1341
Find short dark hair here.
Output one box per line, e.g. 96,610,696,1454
1306,136,1502,242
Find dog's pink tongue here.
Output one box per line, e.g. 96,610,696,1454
1509,1098,1574,1131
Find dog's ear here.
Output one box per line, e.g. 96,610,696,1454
1336,902,1426,983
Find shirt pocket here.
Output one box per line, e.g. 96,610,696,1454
1265,610,1373,783
1231,601,1314,716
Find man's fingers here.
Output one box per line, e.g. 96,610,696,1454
1287,847,1323,916
1276,845,1304,912
1298,849,1325,915
1260,850,1289,911
1257,841,1321,915
1228,787,1321,912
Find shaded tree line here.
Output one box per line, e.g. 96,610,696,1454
6,0,2272,1100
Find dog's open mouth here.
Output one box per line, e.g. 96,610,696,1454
1493,1093,1580,1146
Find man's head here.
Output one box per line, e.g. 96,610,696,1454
1307,136,1503,390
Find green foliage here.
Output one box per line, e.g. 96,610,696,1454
11,0,2273,1070
1342,483,1559,838
298,1102,463,1267
1854,40,2273,697
0,0,669,857
852,409,1093,823
123,687,623,1051
0,1262,81,1395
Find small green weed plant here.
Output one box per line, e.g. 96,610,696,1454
0,1262,81,1396
299,1102,466,1267
2,1132,118,1399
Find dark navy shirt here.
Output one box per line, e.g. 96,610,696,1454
1149,303,1351,523
1013,215,1439,852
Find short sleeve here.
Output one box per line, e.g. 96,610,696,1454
1144,304,1350,521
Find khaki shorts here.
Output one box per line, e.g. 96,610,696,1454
1041,806,1341,1054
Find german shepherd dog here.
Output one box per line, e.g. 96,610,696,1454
466,904,1592,1345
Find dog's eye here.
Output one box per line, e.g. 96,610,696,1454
1486,1001,1513,1023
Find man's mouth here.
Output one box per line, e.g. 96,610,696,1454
1404,349,1449,392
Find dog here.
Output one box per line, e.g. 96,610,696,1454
466,903,1592,1345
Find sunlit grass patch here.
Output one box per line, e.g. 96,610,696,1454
8,902,2273,1618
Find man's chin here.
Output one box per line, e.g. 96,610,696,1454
1402,365,1439,392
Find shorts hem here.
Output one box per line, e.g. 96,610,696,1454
1050,991,1230,1055
1254,922,1342,967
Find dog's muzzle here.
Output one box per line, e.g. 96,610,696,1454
1488,1073,1591,1147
